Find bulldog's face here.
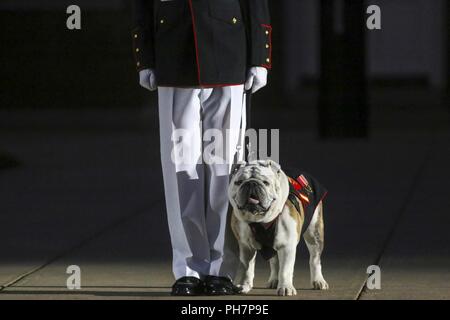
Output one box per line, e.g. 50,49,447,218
228,160,290,223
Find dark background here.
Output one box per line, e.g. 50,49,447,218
1,0,448,132
0,0,449,299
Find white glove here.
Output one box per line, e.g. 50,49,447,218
244,66,268,94
139,68,157,91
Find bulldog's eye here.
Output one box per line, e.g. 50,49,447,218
235,180,243,186
263,181,270,186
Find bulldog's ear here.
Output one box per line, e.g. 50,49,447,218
230,161,246,180
256,159,271,167
267,159,282,174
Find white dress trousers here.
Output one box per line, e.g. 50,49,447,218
157,85,246,280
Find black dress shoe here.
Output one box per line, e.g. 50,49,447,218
204,276,242,295
171,276,204,296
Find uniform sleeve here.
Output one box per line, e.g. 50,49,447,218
240,0,272,69
131,0,155,71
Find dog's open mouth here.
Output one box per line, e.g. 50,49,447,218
237,197,273,214
234,180,274,214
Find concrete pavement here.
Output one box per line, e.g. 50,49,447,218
0,107,449,300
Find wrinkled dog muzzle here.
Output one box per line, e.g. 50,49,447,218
237,179,272,214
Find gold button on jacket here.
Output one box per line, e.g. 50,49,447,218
131,0,272,85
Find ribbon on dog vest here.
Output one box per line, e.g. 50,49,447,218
249,170,327,260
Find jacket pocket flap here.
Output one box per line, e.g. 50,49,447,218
209,0,243,25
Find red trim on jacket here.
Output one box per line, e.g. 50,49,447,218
261,24,272,70
157,83,244,89
198,83,244,88
188,0,202,85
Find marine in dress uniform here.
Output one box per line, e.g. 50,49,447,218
131,0,271,296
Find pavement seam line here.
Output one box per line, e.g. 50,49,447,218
354,141,435,300
0,200,163,292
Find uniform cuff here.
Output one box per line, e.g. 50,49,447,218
260,24,272,69
132,27,154,72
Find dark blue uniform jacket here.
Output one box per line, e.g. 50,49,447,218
132,0,271,87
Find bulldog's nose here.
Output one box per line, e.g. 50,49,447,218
244,180,259,191
244,181,260,204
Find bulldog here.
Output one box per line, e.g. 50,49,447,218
228,160,329,296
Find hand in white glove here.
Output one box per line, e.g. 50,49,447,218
139,68,157,91
244,66,268,94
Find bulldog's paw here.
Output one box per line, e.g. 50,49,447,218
266,278,278,289
312,278,329,290
237,283,253,294
277,285,297,296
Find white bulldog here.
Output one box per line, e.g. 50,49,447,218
228,160,329,296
